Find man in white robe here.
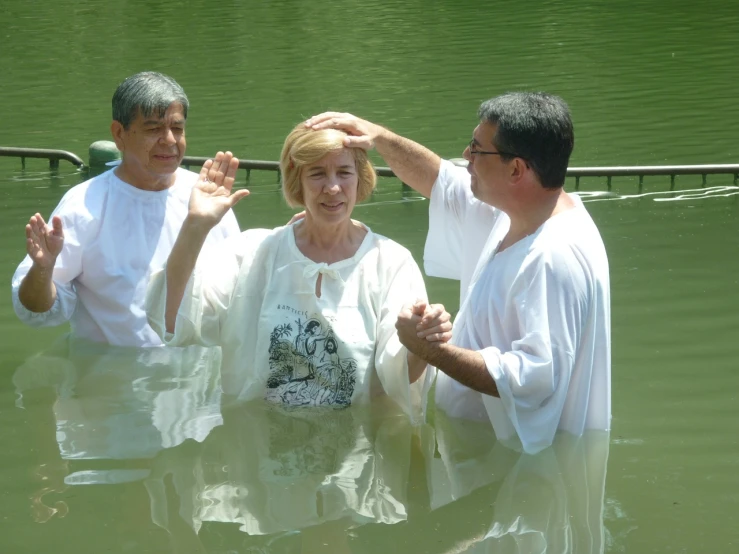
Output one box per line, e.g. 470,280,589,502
11,71,240,347
306,93,610,453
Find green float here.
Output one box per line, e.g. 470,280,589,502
88,140,121,168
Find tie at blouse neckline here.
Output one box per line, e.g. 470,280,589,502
302,262,344,283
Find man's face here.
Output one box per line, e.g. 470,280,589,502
463,121,509,207
111,102,186,190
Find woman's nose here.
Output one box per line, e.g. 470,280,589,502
323,175,341,193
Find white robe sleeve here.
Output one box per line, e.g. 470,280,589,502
423,160,472,280
215,208,241,239
373,245,433,420
479,248,586,454
11,194,86,327
146,229,272,348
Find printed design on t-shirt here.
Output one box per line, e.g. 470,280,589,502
266,315,357,407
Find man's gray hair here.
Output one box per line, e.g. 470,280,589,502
112,71,189,128
478,92,574,189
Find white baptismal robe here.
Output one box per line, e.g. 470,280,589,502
424,161,611,454
146,222,431,419
11,167,240,347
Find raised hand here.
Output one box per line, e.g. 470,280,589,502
188,151,250,229
26,213,63,270
304,112,384,150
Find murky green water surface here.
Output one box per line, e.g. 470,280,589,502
1,0,738,552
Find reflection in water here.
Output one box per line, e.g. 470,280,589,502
349,413,610,554
481,432,609,553
14,337,223,464
145,400,424,552
12,338,609,552
13,336,224,523
145,403,609,553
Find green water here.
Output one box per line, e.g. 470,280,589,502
1,0,739,552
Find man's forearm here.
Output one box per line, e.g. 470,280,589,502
18,264,57,313
374,129,441,199
414,342,499,397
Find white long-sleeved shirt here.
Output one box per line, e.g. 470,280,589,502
424,160,611,454
11,167,240,347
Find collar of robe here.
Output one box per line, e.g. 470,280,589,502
302,262,344,283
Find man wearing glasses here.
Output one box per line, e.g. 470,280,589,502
306,92,610,454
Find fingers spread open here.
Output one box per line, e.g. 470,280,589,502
199,158,214,181
228,188,250,207
207,152,225,183
215,151,233,185
51,216,64,237
28,214,46,237
222,154,240,191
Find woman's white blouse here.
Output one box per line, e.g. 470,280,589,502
146,222,432,420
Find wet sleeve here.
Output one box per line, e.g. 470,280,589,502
146,229,270,348
374,249,435,422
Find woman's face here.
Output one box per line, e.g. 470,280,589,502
300,149,358,225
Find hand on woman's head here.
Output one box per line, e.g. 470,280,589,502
304,112,380,151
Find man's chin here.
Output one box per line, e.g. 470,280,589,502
153,158,182,174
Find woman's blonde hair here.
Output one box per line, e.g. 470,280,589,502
280,124,376,208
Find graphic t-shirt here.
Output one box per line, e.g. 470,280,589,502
146,221,432,419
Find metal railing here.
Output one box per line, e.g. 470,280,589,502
0,147,85,169
567,164,739,190
181,156,396,180
2,147,739,188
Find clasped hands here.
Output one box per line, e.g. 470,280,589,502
397,300,452,358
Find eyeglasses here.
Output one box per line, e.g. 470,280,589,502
467,139,519,159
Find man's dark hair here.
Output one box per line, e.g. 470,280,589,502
112,71,189,128
478,92,574,189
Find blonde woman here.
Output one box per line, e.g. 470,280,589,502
146,124,451,418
